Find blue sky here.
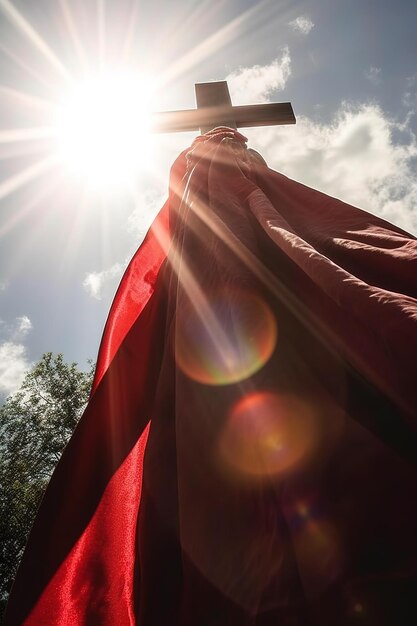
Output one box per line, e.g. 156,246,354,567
0,0,416,397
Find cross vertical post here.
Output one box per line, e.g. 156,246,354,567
194,81,237,133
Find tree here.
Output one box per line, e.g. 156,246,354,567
0,353,94,618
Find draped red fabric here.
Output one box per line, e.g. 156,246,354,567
5,129,417,626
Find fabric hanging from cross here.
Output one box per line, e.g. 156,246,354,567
5,77,417,626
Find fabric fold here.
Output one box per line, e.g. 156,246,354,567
6,128,417,626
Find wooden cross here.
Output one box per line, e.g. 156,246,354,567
150,81,296,134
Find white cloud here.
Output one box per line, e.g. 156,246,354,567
83,261,127,300
0,315,33,396
289,16,315,35
227,50,291,104
0,315,33,341
244,103,417,234
0,341,31,396
15,315,32,337
365,66,382,86
402,74,417,110
0,281,7,292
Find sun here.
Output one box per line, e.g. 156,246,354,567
55,71,155,191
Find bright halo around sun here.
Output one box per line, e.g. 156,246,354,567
55,71,155,191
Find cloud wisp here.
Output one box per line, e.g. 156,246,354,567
289,16,315,35
227,50,291,105
83,261,127,300
365,66,382,86
0,342,31,397
15,315,32,337
0,315,33,396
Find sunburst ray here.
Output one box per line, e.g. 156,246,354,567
0,41,60,96
97,0,106,73
0,0,73,83
157,0,271,88
0,84,58,113
58,0,89,72
0,168,61,240
0,127,55,144
120,0,141,64
0,153,59,202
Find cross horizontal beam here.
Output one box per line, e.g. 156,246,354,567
149,80,296,134
150,102,296,134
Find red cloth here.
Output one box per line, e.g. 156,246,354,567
5,128,417,625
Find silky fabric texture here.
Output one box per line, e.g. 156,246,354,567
5,128,417,625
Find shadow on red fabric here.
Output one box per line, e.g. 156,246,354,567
5,128,417,626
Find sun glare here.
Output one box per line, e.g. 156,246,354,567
55,72,155,190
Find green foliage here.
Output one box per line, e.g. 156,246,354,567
0,353,94,616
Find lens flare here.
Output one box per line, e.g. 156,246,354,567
218,391,317,478
287,498,343,596
175,290,277,385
